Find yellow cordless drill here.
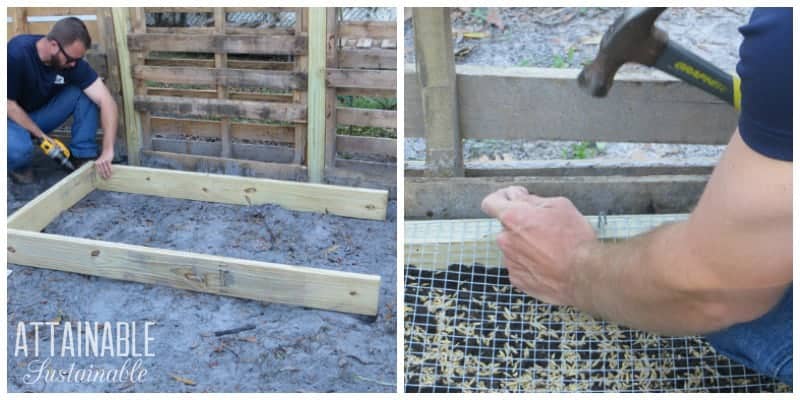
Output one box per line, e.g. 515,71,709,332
38,137,75,171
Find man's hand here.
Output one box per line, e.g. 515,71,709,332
38,132,55,144
84,78,118,179
95,149,114,179
481,186,596,306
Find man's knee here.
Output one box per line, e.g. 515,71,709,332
73,88,99,120
55,85,97,116
7,123,34,171
61,84,82,97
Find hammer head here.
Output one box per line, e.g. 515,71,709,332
578,7,669,97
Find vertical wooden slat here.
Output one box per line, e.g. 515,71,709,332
96,10,122,97
96,9,125,157
324,7,339,169
413,7,463,177
130,8,151,155
214,8,232,158
11,8,29,36
293,8,309,166
111,8,142,166
306,8,326,183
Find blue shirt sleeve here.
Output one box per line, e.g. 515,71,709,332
63,59,99,90
736,8,793,161
7,50,22,101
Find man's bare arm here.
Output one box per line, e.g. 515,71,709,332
83,78,117,156
83,78,118,178
484,130,791,336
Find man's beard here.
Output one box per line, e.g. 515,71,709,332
47,56,69,71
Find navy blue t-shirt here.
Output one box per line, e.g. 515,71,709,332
7,34,98,113
737,8,793,161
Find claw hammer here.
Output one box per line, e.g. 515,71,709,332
578,7,740,110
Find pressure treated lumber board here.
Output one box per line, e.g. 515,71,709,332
307,8,326,183
95,165,388,220
404,65,737,144
7,163,95,232
405,214,689,270
8,229,380,315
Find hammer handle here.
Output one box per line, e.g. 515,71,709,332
654,40,740,110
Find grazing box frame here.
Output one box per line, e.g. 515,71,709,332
7,162,388,316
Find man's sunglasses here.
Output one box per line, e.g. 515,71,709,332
56,40,82,63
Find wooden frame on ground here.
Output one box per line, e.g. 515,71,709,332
7,163,389,316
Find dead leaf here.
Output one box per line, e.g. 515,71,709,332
170,373,196,386
463,32,489,39
325,244,340,254
581,34,603,45
51,311,63,324
630,149,650,161
239,336,258,343
454,44,475,57
487,8,504,30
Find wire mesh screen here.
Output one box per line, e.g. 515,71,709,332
404,215,790,392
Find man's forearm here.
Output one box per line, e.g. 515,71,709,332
8,101,46,139
570,221,785,336
99,99,118,154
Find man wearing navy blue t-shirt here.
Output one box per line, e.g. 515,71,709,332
482,8,792,385
7,17,117,182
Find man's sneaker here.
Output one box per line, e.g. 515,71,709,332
9,168,35,184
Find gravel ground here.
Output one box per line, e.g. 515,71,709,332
8,158,397,393
404,7,751,163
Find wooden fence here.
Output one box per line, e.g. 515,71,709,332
405,8,738,218
8,7,397,192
